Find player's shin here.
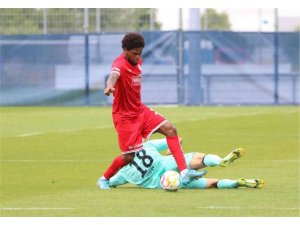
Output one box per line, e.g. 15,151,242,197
103,155,128,180
185,178,207,189
216,179,238,189
166,136,187,172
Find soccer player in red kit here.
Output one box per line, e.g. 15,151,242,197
98,32,203,189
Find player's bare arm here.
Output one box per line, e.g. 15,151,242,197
104,72,120,96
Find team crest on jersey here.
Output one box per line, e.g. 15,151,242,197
132,76,141,86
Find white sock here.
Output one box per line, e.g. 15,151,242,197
180,169,188,177
101,175,108,180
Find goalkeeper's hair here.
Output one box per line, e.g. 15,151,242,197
122,32,145,50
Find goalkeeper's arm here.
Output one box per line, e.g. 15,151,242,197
109,172,129,187
144,137,183,154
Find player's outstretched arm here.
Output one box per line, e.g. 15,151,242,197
109,172,129,187
104,72,119,96
143,138,168,152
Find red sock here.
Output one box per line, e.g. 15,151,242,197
166,136,187,172
103,155,128,180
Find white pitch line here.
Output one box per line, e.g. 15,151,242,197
17,132,44,137
0,159,297,163
199,206,298,211
14,109,299,138
0,207,75,210
255,159,299,163
172,109,299,123
16,126,113,138
0,159,109,162
57,126,113,133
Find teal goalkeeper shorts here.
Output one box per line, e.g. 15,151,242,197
164,152,195,171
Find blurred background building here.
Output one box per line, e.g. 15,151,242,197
0,8,299,106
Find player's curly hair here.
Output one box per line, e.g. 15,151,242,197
122,32,145,50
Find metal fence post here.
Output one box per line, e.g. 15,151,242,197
84,8,90,105
187,9,202,105
177,8,184,105
43,9,47,34
274,8,279,104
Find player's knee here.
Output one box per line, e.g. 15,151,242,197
207,179,219,188
190,153,205,170
162,122,178,136
170,126,177,136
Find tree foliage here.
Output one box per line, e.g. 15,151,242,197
0,8,161,34
201,9,231,31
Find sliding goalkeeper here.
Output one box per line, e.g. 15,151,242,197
100,138,264,190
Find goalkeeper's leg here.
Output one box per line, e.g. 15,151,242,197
189,149,244,170
185,178,238,189
217,178,265,188
219,148,245,167
237,178,265,188
186,178,265,189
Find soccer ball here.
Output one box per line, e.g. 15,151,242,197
160,170,182,191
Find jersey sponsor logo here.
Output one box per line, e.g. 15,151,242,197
128,142,142,150
132,76,141,86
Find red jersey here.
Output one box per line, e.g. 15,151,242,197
110,53,143,118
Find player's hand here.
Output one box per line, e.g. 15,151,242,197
104,87,115,96
198,170,207,177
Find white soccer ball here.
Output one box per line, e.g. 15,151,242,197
160,170,182,191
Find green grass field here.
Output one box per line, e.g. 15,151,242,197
0,106,299,217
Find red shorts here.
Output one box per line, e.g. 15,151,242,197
113,106,166,154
